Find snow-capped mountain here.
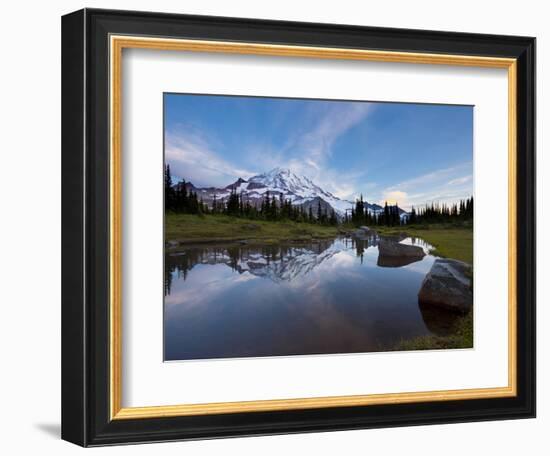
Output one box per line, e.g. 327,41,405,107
227,167,357,215
181,167,390,217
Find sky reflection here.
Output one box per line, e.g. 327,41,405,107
164,237,446,361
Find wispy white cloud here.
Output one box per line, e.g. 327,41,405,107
280,103,375,199
447,175,472,186
165,103,473,210
291,103,374,164
384,164,471,192
166,102,376,199
165,126,258,187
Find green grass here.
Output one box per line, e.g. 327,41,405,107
167,216,473,264
373,224,473,264
166,213,339,245
394,311,473,351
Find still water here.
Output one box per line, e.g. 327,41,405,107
164,236,457,361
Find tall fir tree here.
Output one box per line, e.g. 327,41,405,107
164,164,175,211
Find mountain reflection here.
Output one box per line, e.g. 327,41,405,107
165,235,432,296
164,236,440,361
166,239,346,295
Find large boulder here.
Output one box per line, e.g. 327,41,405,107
418,259,473,312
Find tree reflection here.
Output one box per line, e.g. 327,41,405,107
164,240,338,295
164,235,431,296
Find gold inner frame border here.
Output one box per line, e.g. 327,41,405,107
109,35,517,420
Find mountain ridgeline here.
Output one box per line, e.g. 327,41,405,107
164,165,473,227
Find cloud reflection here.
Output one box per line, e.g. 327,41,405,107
164,237,443,361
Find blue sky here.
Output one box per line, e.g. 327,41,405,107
165,93,473,210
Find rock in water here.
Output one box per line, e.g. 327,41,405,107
378,238,425,258
418,259,473,312
377,255,423,267
377,238,425,267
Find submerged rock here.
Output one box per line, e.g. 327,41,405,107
418,259,473,312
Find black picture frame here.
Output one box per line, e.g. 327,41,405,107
62,8,536,447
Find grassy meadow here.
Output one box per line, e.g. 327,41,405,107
165,213,339,246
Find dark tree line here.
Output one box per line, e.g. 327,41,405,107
164,165,207,214
347,195,401,227
165,166,337,225
164,166,473,228
408,197,473,224
213,189,338,226
345,194,474,227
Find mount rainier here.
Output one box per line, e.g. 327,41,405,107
179,167,401,217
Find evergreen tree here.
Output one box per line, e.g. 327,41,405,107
393,203,400,226
174,179,188,212
239,192,244,216
226,189,240,216
212,194,218,213
200,197,207,214
409,206,417,224
261,191,270,219
329,209,338,226
164,164,176,211
271,194,278,220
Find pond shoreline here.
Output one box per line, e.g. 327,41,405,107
166,214,473,264
166,235,341,251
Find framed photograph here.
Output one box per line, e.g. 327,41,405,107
62,8,535,446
